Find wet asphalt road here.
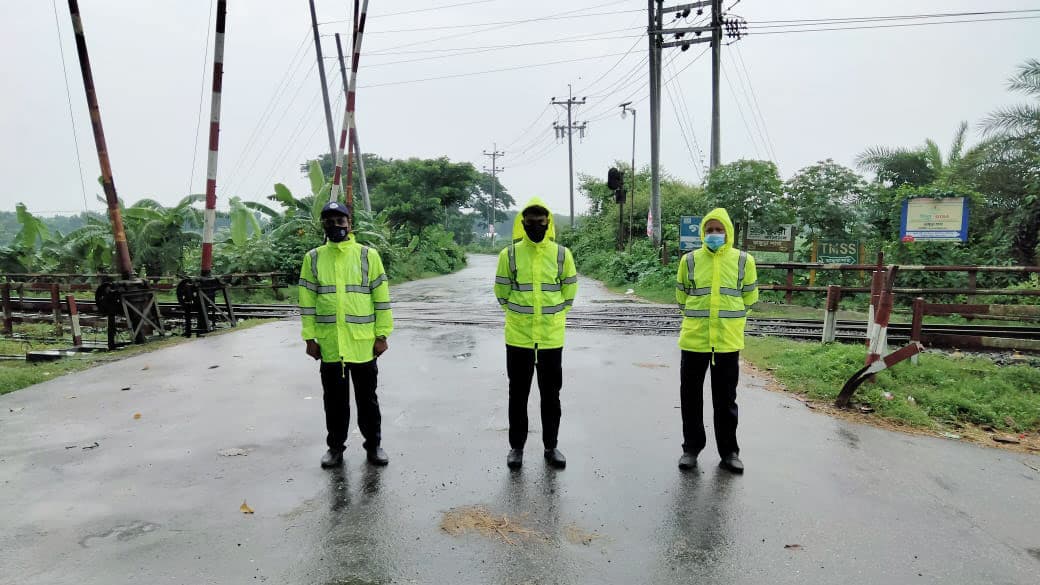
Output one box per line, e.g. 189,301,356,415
2,255,1039,584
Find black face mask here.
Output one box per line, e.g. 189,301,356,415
523,223,548,243
324,224,349,242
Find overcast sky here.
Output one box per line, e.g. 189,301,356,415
2,0,1037,219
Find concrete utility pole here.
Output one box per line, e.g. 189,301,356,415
647,0,663,247
551,85,587,229
710,0,721,169
308,0,337,161
651,0,746,173
334,32,371,212
483,144,505,245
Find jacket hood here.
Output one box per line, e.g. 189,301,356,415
700,207,735,253
512,197,556,244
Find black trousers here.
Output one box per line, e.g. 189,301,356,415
680,350,740,457
320,360,381,452
506,345,562,450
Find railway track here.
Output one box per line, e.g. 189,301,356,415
7,299,1040,349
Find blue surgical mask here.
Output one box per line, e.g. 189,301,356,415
705,233,726,251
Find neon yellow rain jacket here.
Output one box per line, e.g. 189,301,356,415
299,235,393,363
494,198,578,349
675,207,758,353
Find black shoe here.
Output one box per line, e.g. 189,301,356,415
366,447,389,466
544,448,566,469
678,452,697,470
720,454,744,474
507,448,523,469
320,449,344,468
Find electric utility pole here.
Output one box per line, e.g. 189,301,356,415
307,0,337,160
551,85,587,229
647,0,747,248
483,144,504,245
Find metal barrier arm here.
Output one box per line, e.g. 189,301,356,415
835,342,924,408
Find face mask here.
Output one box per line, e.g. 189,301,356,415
705,233,726,251
324,224,349,242
523,223,548,243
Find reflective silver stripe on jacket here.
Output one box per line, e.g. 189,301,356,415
507,244,517,285
344,285,371,294
374,302,391,311
540,283,562,292
541,302,568,314
737,250,747,288
556,245,565,281
309,249,319,281
718,309,748,318
719,287,742,297
314,314,337,323
299,307,316,315
345,314,376,324
742,282,758,293
686,252,696,288
561,275,578,285
495,276,512,285
360,246,370,288
512,283,534,292
299,279,318,292
506,302,533,314
684,309,710,318
316,285,337,294
497,297,509,306
370,273,387,289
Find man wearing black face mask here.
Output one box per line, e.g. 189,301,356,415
299,201,393,469
494,198,578,470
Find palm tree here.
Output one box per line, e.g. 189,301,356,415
122,194,204,276
856,122,977,187
982,58,1040,137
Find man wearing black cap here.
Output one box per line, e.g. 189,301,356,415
299,201,393,468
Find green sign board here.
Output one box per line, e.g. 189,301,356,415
816,240,860,264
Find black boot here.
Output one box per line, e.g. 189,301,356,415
507,448,523,469
366,447,389,466
720,453,744,474
544,448,567,469
678,452,697,470
320,449,344,468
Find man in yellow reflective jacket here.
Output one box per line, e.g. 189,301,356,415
299,201,393,469
494,198,577,470
675,207,758,474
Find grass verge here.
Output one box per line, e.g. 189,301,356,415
741,336,1040,436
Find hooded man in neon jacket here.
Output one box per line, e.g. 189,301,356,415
299,201,393,469
494,198,578,470
675,208,758,474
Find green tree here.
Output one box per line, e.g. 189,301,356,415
704,159,788,244
785,159,869,240
121,195,204,276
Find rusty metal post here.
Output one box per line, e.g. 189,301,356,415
866,268,885,347
68,0,134,280
785,268,794,304
822,285,841,343
200,0,227,277
1,283,12,335
910,296,925,365
67,295,83,347
967,269,978,305
50,283,63,337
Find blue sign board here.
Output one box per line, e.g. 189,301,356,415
679,216,702,251
900,197,969,242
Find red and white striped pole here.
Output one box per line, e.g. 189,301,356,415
330,0,369,209
200,0,227,277
68,0,134,280
66,295,83,347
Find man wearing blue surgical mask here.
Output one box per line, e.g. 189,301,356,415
674,208,758,474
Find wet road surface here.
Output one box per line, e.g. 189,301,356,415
2,255,1039,584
